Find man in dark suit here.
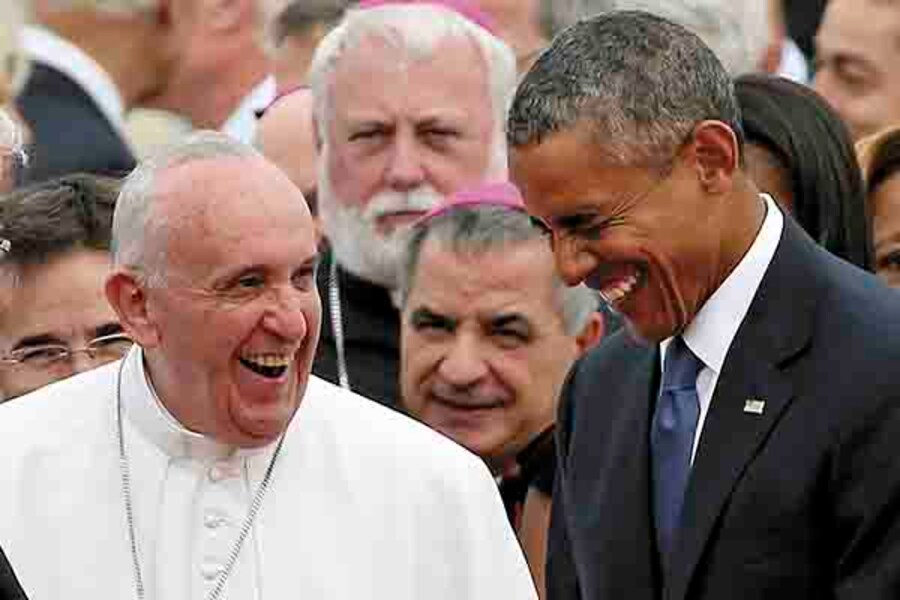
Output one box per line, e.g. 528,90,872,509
508,10,900,600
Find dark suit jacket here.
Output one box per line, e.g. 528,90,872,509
548,217,900,600
0,547,26,600
16,63,136,184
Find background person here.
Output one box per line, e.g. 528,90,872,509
263,0,348,93
255,87,323,243
857,126,900,288
308,0,516,407
398,183,602,597
476,0,579,73
0,174,126,402
571,0,772,76
736,73,872,270
814,0,900,140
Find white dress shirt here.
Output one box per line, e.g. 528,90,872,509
660,194,784,464
221,76,276,144
22,25,128,137
0,346,537,599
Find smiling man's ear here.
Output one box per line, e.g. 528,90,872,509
105,270,160,348
688,120,740,194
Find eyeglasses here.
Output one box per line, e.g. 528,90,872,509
0,333,133,369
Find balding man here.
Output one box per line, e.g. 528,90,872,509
255,88,323,242
0,131,536,599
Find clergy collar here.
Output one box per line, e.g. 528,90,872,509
120,345,272,461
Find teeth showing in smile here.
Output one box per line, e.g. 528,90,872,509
239,353,291,379
601,274,639,305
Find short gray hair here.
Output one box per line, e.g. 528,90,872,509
309,3,517,171
572,0,769,76
508,10,742,169
399,205,598,335
112,130,259,284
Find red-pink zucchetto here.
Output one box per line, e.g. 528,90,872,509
417,181,526,225
355,0,498,36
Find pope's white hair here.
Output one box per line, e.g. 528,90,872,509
309,3,517,181
112,131,260,284
574,0,770,75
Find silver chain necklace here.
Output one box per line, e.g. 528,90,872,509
115,358,286,600
328,258,352,391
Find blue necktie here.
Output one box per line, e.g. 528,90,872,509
651,336,702,560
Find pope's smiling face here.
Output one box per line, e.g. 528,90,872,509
134,155,321,448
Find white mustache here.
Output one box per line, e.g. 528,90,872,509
362,187,443,222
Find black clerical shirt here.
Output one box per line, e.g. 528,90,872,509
313,251,401,409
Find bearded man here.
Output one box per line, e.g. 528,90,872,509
308,0,516,407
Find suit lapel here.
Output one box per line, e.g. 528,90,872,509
571,342,662,599
664,220,820,600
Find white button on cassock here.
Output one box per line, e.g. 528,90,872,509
200,562,225,581
208,463,239,482
204,512,226,529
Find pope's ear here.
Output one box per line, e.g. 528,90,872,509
105,271,159,347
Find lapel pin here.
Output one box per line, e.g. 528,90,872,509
744,399,765,415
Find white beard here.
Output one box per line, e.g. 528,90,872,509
318,168,443,289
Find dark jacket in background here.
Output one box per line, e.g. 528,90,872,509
314,250,401,409
16,63,135,184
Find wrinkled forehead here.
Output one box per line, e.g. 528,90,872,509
0,251,114,343
413,237,559,311
155,156,311,228
150,156,316,267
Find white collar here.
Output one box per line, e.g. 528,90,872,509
668,194,784,373
220,75,276,143
120,345,271,461
22,26,126,132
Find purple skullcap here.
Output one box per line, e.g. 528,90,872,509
356,0,498,36
417,181,526,225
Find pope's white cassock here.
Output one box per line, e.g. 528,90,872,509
0,347,537,599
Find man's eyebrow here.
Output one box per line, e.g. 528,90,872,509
410,306,457,326
10,333,65,350
415,114,464,128
488,313,531,330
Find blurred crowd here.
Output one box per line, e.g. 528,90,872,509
0,1,899,599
